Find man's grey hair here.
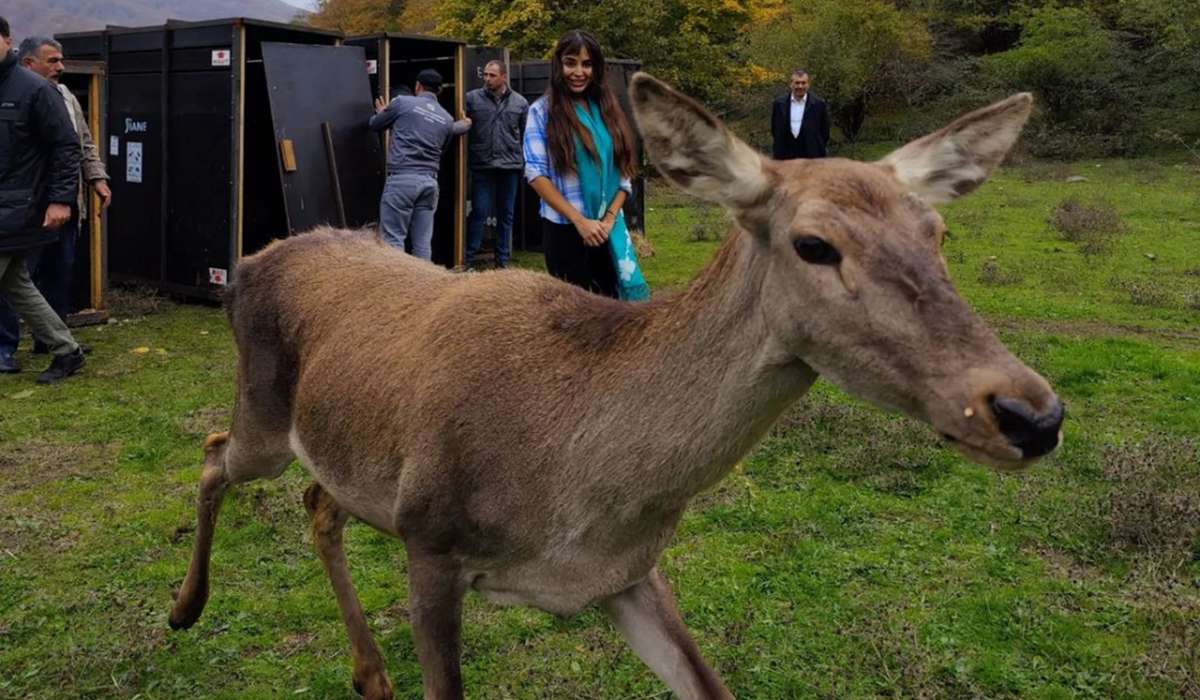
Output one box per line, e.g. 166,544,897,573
17,36,61,60
791,68,809,79
485,59,507,76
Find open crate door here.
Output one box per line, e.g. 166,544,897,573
261,43,384,233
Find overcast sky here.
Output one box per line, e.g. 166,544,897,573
280,0,318,10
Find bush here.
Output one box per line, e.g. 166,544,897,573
689,205,729,243
979,258,1023,286
1049,197,1126,256
1113,279,1173,307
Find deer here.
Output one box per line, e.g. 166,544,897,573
167,73,1063,699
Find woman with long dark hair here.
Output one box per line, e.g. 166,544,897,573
523,30,649,300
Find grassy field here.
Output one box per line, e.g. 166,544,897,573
1,155,1198,699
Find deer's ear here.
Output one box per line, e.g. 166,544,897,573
878,93,1033,205
631,73,772,213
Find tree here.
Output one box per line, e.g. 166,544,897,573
308,0,436,34
984,5,1133,155
436,0,766,106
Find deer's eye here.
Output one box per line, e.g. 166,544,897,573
793,236,841,265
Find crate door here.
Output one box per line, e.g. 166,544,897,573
260,43,384,233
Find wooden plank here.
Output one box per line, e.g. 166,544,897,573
66,308,110,327
455,43,465,268
234,24,246,263
382,38,391,155
89,71,105,309
321,123,348,227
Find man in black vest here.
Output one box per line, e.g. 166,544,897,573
464,59,528,270
770,69,831,160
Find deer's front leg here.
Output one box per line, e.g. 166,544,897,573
602,567,735,700
406,550,467,700
169,432,231,630
304,483,394,700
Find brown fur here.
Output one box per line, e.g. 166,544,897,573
169,75,1061,699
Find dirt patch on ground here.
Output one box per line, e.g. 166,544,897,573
178,405,231,438
1119,575,1200,699
0,511,80,558
0,441,117,558
988,316,1200,350
1029,545,1106,584
276,631,318,658
0,439,116,495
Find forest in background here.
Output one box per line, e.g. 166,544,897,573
307,0,1200,158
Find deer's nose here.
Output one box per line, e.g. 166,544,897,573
989,395,1064,459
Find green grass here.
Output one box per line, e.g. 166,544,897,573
2,156,1198,699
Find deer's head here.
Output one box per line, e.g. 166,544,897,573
630,74,1063,470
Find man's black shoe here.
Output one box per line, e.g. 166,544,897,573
36,348,85,384
0,354,19,374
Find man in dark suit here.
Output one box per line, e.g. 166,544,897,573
771,69,831,160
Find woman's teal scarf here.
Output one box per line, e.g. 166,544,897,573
573,100,651,301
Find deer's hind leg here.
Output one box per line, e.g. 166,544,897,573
304,483,394,700
169,340,297,630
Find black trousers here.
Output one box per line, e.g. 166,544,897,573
541,218,618,299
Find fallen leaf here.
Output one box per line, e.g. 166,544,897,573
132,346,150,354
10,390,34,399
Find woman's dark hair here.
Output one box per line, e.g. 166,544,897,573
545,30,637,179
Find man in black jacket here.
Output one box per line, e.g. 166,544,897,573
770,69,831,160
0,16,86,383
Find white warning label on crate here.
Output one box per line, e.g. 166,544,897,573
211,49,231,67
126,141,143,183
109,135,119,156
209,268,228,286
366,60,377,75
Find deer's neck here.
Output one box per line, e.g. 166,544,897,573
598,231,816,499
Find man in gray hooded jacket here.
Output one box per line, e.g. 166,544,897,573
370,68,470,260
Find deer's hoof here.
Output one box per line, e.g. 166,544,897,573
168,588,207,630
167,607,197,630
352,671,394,700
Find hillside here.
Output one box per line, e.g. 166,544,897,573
4,0,305,42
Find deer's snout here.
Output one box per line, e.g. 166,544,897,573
988,395,1064,459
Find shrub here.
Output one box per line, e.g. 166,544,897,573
979,258,1023,286
1103,435,1200,566
1049,197,1126,243
689,205,729,243
1112,279,1172,307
